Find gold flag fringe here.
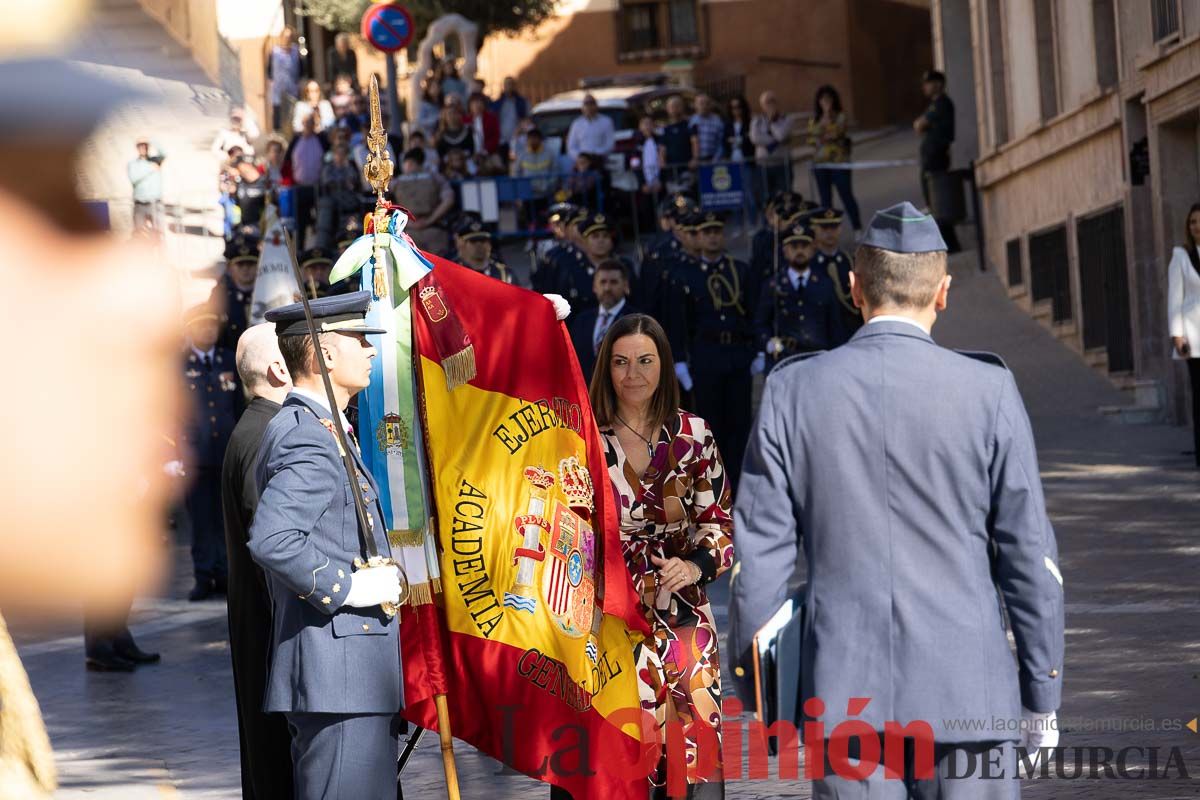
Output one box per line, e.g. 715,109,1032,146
441,345,477,392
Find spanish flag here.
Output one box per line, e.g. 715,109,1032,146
406,254,653,799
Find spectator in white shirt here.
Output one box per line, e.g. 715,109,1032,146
211,108,260,160
291,80,336,133
750,89,795,199
566,94,615,167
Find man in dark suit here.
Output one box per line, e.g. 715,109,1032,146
221,323,294,800
730,203,1063,797
569,259,638,383
914,69,962,253
250,291,404,799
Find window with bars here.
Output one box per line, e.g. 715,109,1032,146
1152,0,1180,42
618,0,702,57
1006,238,1023,287
1029,225,1072,323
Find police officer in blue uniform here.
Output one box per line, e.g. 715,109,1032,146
810,206,863,337
750,192,802,285
250,291,406,800
182,303,243,601
551,208,603,312
638,194,697,326
730,203,1064,798
754,221,844,371
668,210,756,487
298,246,346,298
210,233,259,352
531,202,577,293
455,217,514,283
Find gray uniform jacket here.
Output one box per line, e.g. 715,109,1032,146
248,392,403,714
729,320,1064,742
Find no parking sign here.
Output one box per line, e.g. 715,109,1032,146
361,2,414,53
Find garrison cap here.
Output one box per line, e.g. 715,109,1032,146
781,222,813,246
266,290,387,337
860,201,947,253
580,212,612,237
810,206,844,227
225,233,260,263
695,210,725,231
455,217,490,241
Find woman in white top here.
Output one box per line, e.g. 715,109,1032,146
1168,202,1200,467
291,80,336,133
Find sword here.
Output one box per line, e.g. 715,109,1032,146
397,726,426,776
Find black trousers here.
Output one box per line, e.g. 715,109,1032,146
1188,358,1200,467
691,347,753,490
83,596,134,659
185,467,227,584
921,170,962,254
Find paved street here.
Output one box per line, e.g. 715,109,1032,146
10,115,1200,798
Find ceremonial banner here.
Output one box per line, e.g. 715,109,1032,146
249,207,300,324
409,254,652,799
330,214,450,712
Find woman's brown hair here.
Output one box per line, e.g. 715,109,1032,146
589,313,679,432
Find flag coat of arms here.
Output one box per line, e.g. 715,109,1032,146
330,217,653,799
409,255,652,799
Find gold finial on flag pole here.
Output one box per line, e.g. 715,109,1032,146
363,75,394,206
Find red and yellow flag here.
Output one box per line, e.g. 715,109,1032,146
403,255,653,799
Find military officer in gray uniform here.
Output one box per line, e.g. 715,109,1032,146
249,291,406,799
729,202,1064,797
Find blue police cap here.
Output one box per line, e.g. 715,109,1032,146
860,201,947,253
781,222,813,246
265,290,387,337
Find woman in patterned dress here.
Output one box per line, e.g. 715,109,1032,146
591,313,734,799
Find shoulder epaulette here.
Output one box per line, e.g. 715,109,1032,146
954,349,1009,370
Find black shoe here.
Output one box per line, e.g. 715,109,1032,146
188,581,214,602
213,575,228,595
115,642,161,665
86,653,137,672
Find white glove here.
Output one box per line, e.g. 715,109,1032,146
163,460,186,478
765,337,785,355
674,361,694,392
1019,708,1059,775
750,352,766,375
343,565,401,609
543,293,571,321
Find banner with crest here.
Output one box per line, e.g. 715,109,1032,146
409,254,652,800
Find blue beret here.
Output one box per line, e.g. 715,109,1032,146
265,290,387,337
860,201,947,254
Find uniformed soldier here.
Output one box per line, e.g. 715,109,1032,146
210,233,260,352
550,208,603,311
750,193,801,271
250,291,406,800
567,212,633,314
668,210,757,487
454,217,513,283
531,202,576,292
298,246,343,298
730,202,1063,798
638,194,696,325
810,206,863,337
182,302,243,601
754,221,844,371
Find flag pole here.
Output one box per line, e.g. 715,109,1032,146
363,74,461,800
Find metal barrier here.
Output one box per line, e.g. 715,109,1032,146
437,170,607,242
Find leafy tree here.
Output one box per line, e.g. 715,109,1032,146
298,0,559,42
